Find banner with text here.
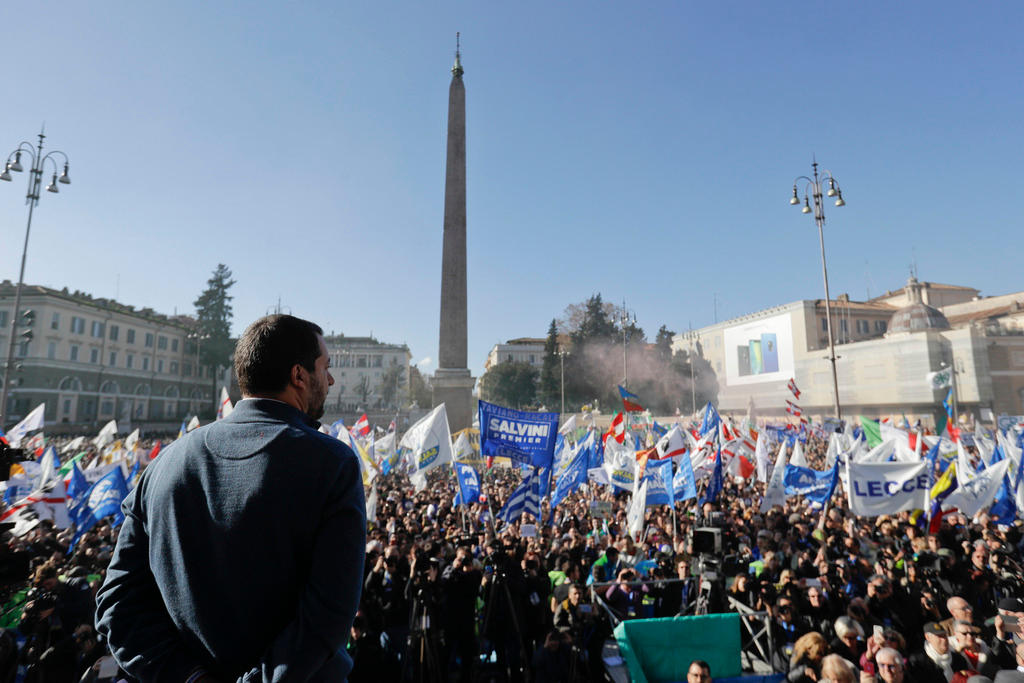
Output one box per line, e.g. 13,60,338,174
846,461,929,517
478,400,559,469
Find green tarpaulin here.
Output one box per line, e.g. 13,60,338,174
613,614,742,683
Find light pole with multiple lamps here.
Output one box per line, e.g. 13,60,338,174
791,160,845,419
0,130,71,427
618,302,637,388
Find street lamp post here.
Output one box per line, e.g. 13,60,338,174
791,160,845,419
558,348,568,415
187,329,209,417
0,130,71,427
618,302,637,387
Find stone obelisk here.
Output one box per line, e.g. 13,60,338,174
432,35,475,431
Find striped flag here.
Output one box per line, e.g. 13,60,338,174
787,378,801,400
496,469,541,524
353,413,370,437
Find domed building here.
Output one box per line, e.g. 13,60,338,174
887,278,951,335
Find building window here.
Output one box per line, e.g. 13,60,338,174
157,359,164,373
101,400,114,416
158,336,168,350
839,319,848,333
71,316,85,334
70,345,79,361
47,342,56,360
172,338,179,352
109,325,119,341
373,355,382,368
127,354,134,369
51,312,59,330
529,354,536,363
90,348,99,364
109,351,117,366
16,341,28,357
183,362,192,377
145,333,154,348
91,321,105,338
821,318,828,332
143,357,150,371
170,360,179,375
875,320,887,333
127,328,136,344
507,354,513,362
357,355,367,368
0,311,8,329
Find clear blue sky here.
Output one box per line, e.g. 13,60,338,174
2,2,1022,377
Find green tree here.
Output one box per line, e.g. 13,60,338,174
379,364,406,410
479,361,538,409
655,325,675,362
193,264,236,372
537,319,561,408
354,375,372,408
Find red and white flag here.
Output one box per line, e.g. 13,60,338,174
785,400,802,417
787,378,801,400
353,413,370,437
604,412,626,445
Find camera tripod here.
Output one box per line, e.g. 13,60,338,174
401,588,442,683
480,567,531,682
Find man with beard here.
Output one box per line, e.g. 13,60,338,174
96,314,366,682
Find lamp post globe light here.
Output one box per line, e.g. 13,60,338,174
790,160,845,420
1,130,71,428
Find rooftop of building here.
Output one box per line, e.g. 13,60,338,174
0,280,195,328
503,337,546,345
323,334,410,351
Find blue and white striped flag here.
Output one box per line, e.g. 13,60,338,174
497,468,540,524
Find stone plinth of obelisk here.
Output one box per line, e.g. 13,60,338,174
433,38,476,431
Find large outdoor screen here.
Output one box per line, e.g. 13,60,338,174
722,313,795,386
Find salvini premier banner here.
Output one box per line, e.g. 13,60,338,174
478,400,559,470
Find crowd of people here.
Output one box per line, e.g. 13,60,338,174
2,426,1024,683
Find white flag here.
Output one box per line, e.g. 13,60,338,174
398,404,453,475
558,415,578,437
926,369,953,390
452,430,474,462
366,484,378,524
217,387,234,420
790,440,807,468
94,420,118,449
956,439,976,488
626,479,648,541
846,461,928,517
6,403,45,448
186,416,201,432
754,432,771,483
943,458,1010,518
760,440,789,512
125,428,141,453
61,435,86,455
824,432,842,470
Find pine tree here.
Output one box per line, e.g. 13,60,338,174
538,319,561,408
193,264,236,374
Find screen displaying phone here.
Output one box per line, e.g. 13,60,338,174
761,333,779,373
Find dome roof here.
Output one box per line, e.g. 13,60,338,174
888,302,950,333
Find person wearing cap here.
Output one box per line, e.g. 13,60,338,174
908,622,969,682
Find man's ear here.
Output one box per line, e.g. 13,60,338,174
290,363,307,389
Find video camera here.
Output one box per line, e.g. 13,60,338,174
0,443,28,481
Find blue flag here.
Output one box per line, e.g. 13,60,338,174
478,400,559,469
699,445,724,505
551,445,589,511
453,462,480,506
699,402,720,437
69,465,130,552
673,454,698,503
496,468,541,524
66,462,89,504
782,462,840,506
643,459,674,506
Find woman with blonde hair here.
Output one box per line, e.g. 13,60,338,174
819,653,857,683
789,631,829,683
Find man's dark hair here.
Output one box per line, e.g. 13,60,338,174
690,659,711,674
234,315,324,395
